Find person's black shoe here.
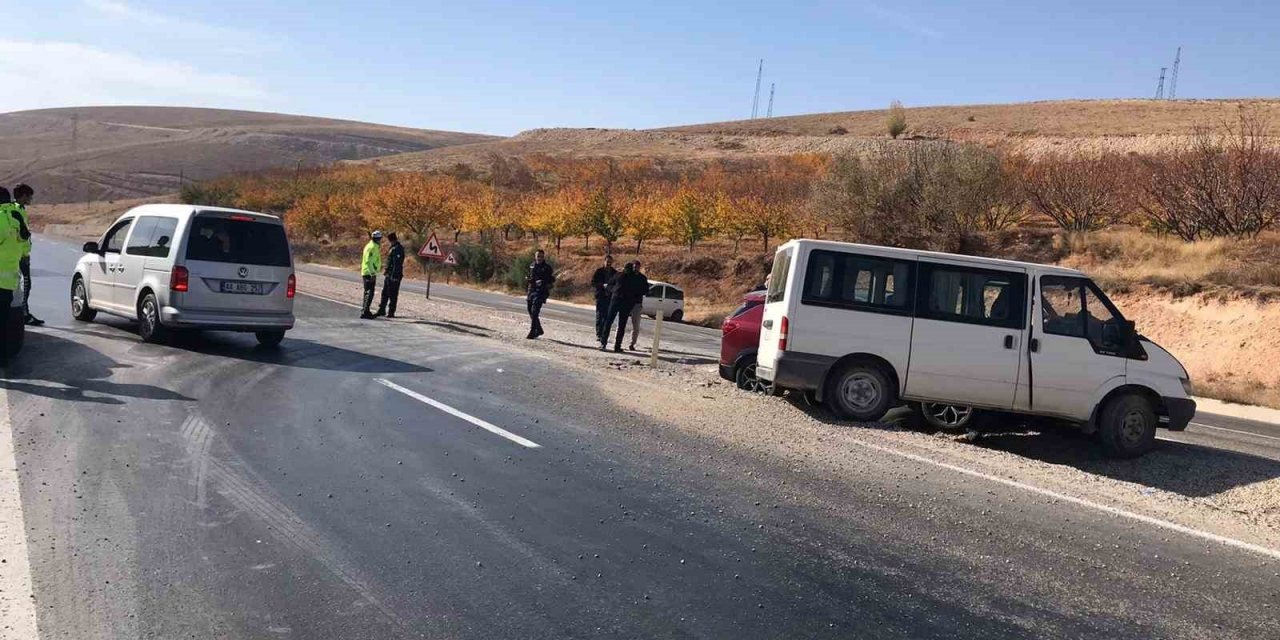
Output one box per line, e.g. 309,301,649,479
613,346,623,353
373,309,385,318
25,315,44,326
526,332,537,339
628,344,637,351
360,312,376,320
386,313,396,318
535,328,545,337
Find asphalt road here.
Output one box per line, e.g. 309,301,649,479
3,238,1279,638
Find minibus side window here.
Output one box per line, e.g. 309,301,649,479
801,250,914,314
918,263,1025,329
766,250,792,303
1040,277,1085,338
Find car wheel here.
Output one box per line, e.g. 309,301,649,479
255,330,286,347
71,276,97,322
670,309,683,322
1098,393,1157,458
825,362,894,422
917,402,977,432
734,359,772,395
137,292,168,344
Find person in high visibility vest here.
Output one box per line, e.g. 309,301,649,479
11,184,40,326
0,186,30,359
360,230,384,319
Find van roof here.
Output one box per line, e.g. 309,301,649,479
648,280,679,289
776,238,1086,277
116,203,282,222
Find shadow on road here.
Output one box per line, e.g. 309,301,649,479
406,319,493,338
775,392,1280,499
1,331,195,405
547,338,720,366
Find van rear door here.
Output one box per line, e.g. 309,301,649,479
904,261,1027,409
756,246,794,381
178,212,293,314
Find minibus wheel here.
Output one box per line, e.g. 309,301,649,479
1098,393,1157,458
917,402,976,432
826,363,893,422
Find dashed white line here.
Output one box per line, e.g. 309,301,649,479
375,378,541,449
848,437,1280,561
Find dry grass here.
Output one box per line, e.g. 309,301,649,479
1196,373,1280,409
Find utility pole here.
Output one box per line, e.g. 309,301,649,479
751,59,763,119
1168,46,1181,99
1155,67,1166,99
766,83,775,117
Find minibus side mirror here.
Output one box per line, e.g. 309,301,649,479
83,241,100,254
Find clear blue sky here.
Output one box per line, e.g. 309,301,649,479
1,0,1273,135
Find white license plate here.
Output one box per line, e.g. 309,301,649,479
220,281,263,295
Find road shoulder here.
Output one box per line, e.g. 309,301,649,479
0,387,38,639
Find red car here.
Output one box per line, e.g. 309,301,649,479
719,290,769,393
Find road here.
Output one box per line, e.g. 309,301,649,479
2,238,1279,639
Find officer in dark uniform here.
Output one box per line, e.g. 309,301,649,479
375,232,405,318
525,249,554,339
590,254,617,342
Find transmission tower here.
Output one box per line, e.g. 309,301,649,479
751,59,763,119
766,83,775,117
1168,46,1181,99
1155,67,1166,99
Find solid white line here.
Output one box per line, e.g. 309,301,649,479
375,378,541,449
847,437,1280,561
1188,421,1280,443
0,388,40,638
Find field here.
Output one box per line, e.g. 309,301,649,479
0,106,498,204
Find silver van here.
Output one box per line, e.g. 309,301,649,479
72,205,296,346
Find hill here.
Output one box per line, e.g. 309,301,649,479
362,99,1280,172
0,106,500,203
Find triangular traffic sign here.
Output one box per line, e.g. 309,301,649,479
418,232,444,259
443,252,457,265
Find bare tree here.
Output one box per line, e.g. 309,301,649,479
1022,154,1132,232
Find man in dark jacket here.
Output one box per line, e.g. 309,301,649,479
590,254,617,343
525,249,554,339
600,262,647,352
375,232,405,318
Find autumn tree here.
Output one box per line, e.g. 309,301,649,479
584,188,627,251
366,173,465,248
626,190,667,254
527,187,588,252
666,188,716,251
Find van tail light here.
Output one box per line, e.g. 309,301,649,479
779,316,789,352
170,266,189,292
286,273,296,299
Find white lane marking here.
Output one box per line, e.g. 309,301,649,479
0,388,40,638
1188,421,1280,443
375,379,541,449
849,437,1280,561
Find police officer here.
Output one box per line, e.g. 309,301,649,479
0,187,30,357
11,185,39,326
360,230,383,319
525,249,554,339
374,232,405,318
590,254,617,342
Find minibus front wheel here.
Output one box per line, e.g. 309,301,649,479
1098,393,1157,458
826,362,894,422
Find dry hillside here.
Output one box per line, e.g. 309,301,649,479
365,99,1280,173
0,106,500,203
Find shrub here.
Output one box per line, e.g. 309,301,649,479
453,244,497,281
180,181,237,207
827,126,848,135
886,100,907,139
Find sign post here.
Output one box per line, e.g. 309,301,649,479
417,233,445,299
650,312,664,368
443,252,457,284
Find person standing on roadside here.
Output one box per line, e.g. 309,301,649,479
625,259,650,350
600,261,643,352
0,187,30,353
590,254,617,343
525,249,554,339
360,230,383,320
11,185,40,326
374,232,405,318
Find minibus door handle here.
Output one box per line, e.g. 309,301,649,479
1030,338,1040,353
762,319,774,329
1003,335,1014,349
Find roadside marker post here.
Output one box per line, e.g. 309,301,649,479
650,312,664,367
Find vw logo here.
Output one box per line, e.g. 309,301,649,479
238,266,248,278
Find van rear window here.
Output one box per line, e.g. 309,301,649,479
766,250,792,303
186,217,291,267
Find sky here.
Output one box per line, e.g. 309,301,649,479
0,0,1274,135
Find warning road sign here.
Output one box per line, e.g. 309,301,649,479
443,252,457,265
418,233,444,260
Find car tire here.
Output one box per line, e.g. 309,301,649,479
137,292,168,344
71,276,97,322
1098,393,1157,458
670,309,683,322
825,362,894,422
916,402,977,432
734,358,772,395
255,330,286,348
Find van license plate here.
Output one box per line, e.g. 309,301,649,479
221,281,263,295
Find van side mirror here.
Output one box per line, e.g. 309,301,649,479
83,241,100,254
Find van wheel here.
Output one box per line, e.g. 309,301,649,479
917,403,976,432
826,363,894,422
137,292,168,344
71,276,96,322
670,309,683,322
255,330,286,348
1098,394,1157,458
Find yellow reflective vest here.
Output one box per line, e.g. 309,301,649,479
361,240,382,276
0,205,21,290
